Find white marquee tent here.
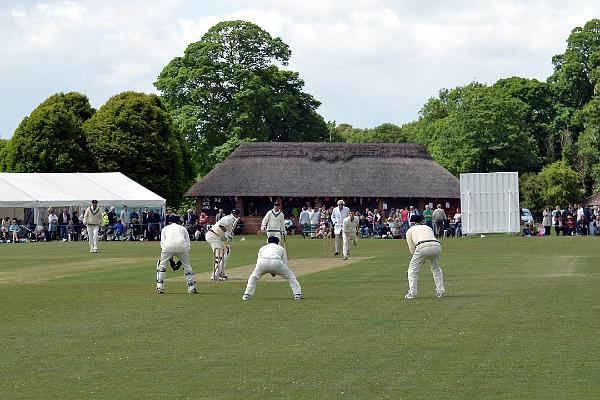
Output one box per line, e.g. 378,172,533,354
0,172,165,225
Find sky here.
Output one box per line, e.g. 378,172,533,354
1,0,599,139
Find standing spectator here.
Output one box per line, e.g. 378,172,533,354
215,208,226,223
404,214,445,299
542,207,552,236
129,208,140,224
298,207,310,238
432,204,447,238
58,207,71,242
113,219,126,241
120,205,131,227
83,200,102,253
308,207,320,238
108,206,117,226
453,208,462,237
71,211,80,240
423,204,433,229
47,209,59,241
331,200,350,255
198,212,210,231
552,206,562,236
1,217,10,230
67,220,78,241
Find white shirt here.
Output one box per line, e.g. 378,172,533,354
309,210,320,225
299,210,310,225
342,215,360,234
257,243,288,266
406,224,438,255
120,209,131,224
261,209,285,234
212,214,237,239
160,223,190,253
331,206,350,234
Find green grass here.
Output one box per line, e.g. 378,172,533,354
1,235,599,399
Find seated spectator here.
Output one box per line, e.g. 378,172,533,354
537,224,546,237
67,220,79,241
33,225,46,242
0,226,9,242
523,224,532,237
113,219,126,241
9,219,20,243
578,217,589,236
199,212,210,229
359,215,369,238
377,223,392,238
564,216,575,236
315,221,331,239
284,216,296,235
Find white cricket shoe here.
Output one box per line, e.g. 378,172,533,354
404,292,416,299
156,287,165,294
242,293,251,300
436,291,445,298
188,287,198,294
294,294,302,300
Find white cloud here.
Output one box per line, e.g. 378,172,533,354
1,0,600,138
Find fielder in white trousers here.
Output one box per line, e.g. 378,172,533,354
243,237,301,300
87,225,99,253
405,218,445,298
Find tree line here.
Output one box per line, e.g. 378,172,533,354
2,19,600,212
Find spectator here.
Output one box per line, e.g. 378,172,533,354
9,219,20,243
108,206,117,226
284,216,296,235
58,207,71,242
432,204,447,238
199,212,210,230
48,209,59,241
537,224,546,237
453,208,462,237
120,205,131,227
0,226,9,242
113,219,126,241
67,220,78,241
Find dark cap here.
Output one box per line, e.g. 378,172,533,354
410,214,423,223
267,236,280,244
231,208,241,215
92,200,98,204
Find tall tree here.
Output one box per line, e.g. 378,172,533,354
538,160,584,206
336,123,408,143
155,20,329,175
0,92,94,172
408,83,539,175
83,92,196,207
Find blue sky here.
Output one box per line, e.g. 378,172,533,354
1,0,599,139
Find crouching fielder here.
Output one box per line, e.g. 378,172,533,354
156,215,197,294
242,236,302,300
404,214,445,299
205,208,240,280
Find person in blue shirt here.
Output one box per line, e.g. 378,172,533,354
113,219,126,241
9,219,20,243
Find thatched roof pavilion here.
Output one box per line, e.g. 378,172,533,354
186,142,459,198
185,143,460,231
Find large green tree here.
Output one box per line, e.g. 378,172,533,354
333,123,408,143
83,92,196,207
155,20,329,175
1,92,94,172
538,160,584,206
408,83,539,175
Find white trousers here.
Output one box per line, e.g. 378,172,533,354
206,231,229,276
334,230,343,252
342,231,357,257
87,225,99,252
156,250,195,291
266,230,282,241
407,243,444,296
244,258,301,297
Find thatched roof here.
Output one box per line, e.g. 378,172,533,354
185,142,460,198
583,193,600,206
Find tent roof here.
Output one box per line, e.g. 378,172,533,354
0,172,165,208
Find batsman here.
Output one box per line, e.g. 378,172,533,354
205,208,240,281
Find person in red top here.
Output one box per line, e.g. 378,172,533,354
199,212,210,230
400,207,410,238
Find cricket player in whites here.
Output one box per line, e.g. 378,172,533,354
342,209,359,260
331,199,350,255
206,208,240,281
242,236,302,300
404,214,445,299
156,215,198,294
261,201,285,241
